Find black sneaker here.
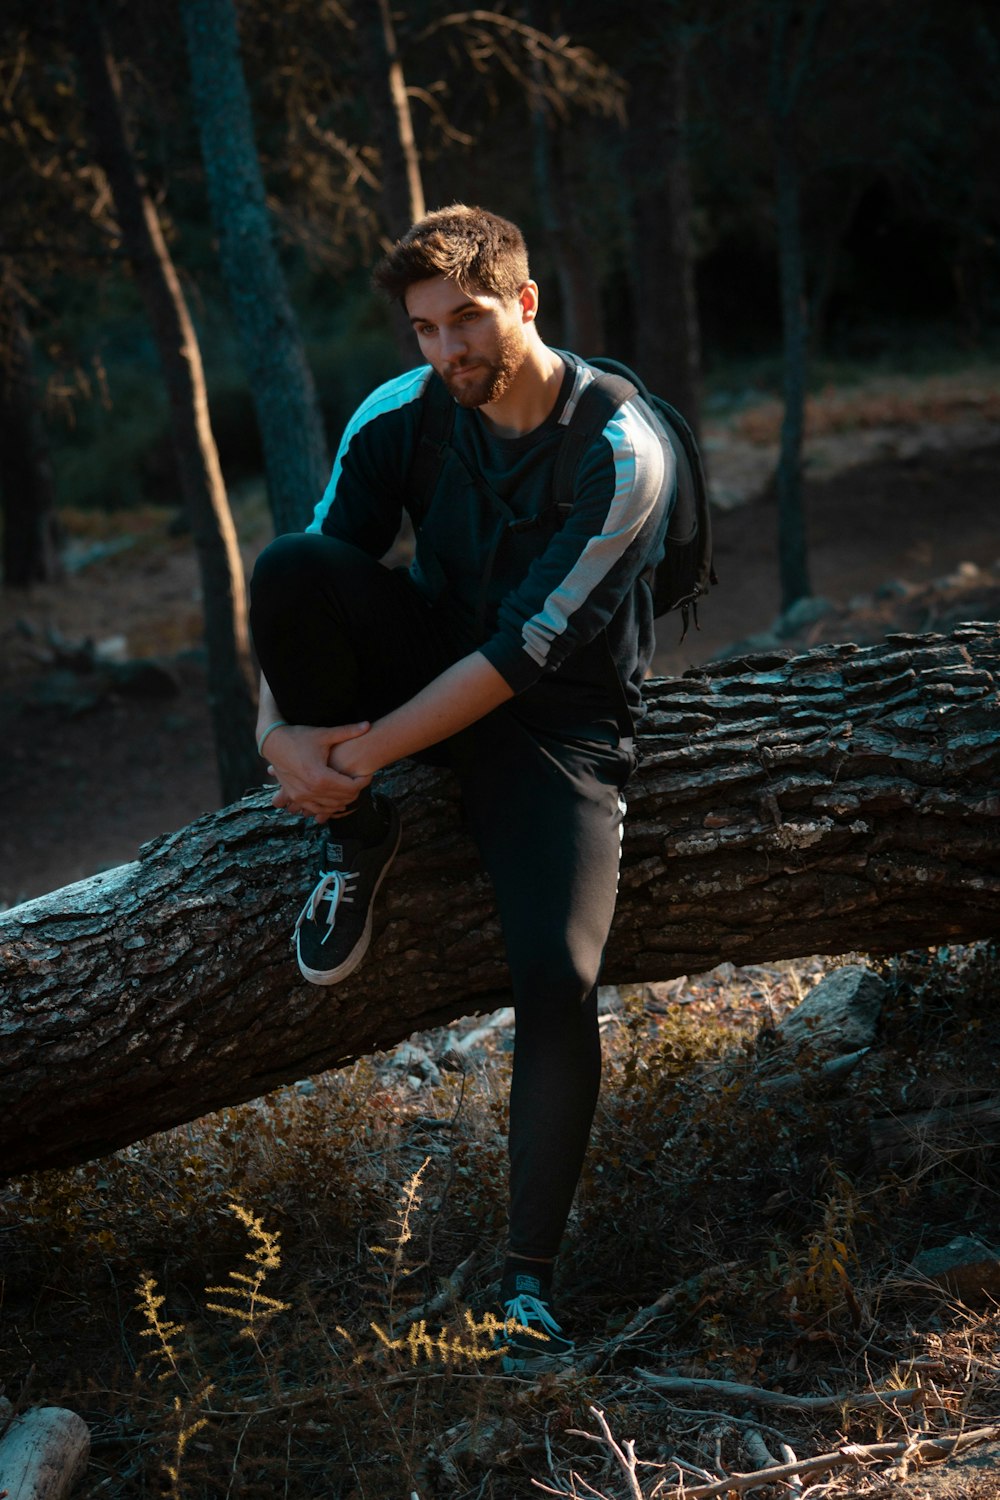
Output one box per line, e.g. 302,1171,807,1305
495,1290,575,1374
294,798,401,985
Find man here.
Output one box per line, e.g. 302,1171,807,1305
249,204,675,1370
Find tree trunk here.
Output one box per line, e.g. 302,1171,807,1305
356,0,425,368
2,625,998,1179
532,100,605,354
768,0,827,612
626,33,703,436
0,1406,90,1500
0,278,63,587
72,6,260,806
180,0,329,535
771,113,812,610
373,0,425,235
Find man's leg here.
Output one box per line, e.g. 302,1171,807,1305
249,533,457,982
459,714,633,1366
250,532,456,727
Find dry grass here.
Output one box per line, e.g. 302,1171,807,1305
729,370,1000,446
1,946,999,1498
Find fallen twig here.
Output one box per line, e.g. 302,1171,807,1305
780,1439,803,1495
533,1407,669,1499
393,1249,479,1332
657,1424,1000,1499
635,1371,927,1412
663,1407,802,1448
758,1046,872,1095
580,1408,645,1500
568,1264,742,1380
742,1428,779,1470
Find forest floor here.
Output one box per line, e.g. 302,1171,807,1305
1,365,998,1498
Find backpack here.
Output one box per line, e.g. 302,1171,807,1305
408,356,715,639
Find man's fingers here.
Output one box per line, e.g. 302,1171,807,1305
271,782,360,818
325,720,371,746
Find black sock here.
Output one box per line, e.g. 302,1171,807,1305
501,1255,554,1304
327,788,390,844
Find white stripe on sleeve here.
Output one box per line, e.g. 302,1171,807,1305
520,398,670,668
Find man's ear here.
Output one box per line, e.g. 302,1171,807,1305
519,281,540,323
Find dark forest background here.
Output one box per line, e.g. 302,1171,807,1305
2,9,1000,1498
1,0,998,803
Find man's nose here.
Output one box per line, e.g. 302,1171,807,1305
440,326,469,361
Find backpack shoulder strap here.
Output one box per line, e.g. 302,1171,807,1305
555,357,716,636
552,369,637,515
406,370,455,526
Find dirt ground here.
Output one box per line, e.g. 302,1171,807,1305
2,375,998,910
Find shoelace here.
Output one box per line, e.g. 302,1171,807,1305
295,868,359,946
501,1293,566,1340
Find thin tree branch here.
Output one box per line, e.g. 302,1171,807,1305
656,1424,1000,1500
635,1372,927,1413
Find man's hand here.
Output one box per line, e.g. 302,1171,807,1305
265,722,373,822
258,651,513,821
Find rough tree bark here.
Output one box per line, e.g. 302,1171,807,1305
0,1402,90,1500
180,0,329,535
2,626,998,1178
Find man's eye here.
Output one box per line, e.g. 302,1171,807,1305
417,325,435,336
461,311,479,323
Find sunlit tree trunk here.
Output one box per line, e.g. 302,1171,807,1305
0,278,63,586
357,0,425,367
73,5,259,805
180,0,329,534
374,0,425,234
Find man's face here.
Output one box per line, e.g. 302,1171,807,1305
405,276,531,408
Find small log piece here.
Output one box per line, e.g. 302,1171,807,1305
0,1406,90,1500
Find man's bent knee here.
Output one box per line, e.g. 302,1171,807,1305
251,532,365,605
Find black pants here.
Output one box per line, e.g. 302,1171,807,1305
250,533,633,1258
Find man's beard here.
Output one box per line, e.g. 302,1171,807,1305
442,324,526,409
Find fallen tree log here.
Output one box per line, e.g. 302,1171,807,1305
870,1094,1000,1167
1,624,998,1177
0,1404,91,1500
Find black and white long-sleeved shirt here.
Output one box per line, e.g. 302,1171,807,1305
308,353,675,734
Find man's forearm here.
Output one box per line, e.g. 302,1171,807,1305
333,652,514,777
256,674,282,741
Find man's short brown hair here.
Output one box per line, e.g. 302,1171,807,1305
373,204,530,305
